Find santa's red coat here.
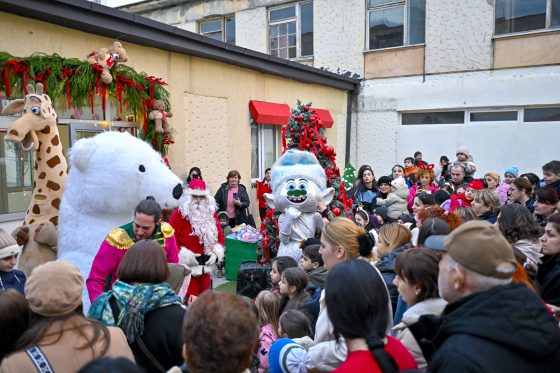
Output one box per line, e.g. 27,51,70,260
169,210,224,254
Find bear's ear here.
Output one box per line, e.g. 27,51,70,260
264,193,275,209
70,137,97,172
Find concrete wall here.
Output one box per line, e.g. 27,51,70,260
355,65,560,177
236,7,268,53
425,0,493,73
0,11,349,226
313,0,364,76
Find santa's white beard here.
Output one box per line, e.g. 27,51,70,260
180,196,218,250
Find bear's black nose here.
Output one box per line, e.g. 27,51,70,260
173,183,183,200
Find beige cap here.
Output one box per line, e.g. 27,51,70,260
25,260,84,317
0,228,20,259
424,220,516,279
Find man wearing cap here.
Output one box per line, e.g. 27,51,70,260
413,221,560,372
169,179,224,298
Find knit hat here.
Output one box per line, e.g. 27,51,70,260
269,338,311,373
424,220,516,279
456,145,470,157
186,179,210,197
373,206,388,222
377,175,392,186
25,260,84,317
217,211,229,220
270,149,326,192
0,229,20,259
504,165,519,178
300,237,321,249
466,179,484,191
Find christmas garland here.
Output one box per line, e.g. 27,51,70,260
0,52,173,156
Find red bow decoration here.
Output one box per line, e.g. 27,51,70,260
145,76,168,102
418,163,435,171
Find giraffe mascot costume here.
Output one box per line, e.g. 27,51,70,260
1,83,67,275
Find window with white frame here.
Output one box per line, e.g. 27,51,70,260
268,1,313,59
199,16,236,44
402,107,560,125
495,0,560,35
251,121,279,180
367,0,426,50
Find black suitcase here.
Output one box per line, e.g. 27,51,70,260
236,260,268,299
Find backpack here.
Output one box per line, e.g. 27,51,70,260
236,260,268,299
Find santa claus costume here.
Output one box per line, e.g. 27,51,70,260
169,179,224,298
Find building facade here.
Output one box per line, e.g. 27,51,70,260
122,0,560,177
0,0,358,229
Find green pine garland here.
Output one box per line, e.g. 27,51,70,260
0,51,173,156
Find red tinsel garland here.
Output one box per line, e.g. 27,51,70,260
3,60,28,97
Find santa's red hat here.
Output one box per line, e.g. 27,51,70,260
187,179,211,196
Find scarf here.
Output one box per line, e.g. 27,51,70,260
88,280,181,343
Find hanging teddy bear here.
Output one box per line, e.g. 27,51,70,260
87,41,128,84
149,99,173,133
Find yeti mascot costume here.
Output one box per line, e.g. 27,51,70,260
57,131,183,311
264,149,334,261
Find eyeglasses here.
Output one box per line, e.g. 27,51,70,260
191,174,199,179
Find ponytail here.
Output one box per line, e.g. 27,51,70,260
366,334,398,373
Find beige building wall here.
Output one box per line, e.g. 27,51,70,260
0,12,349,221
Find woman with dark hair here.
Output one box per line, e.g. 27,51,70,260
1,261,133,372
0,289,30,362
325,260,417,373
392,249,446,370
309,217,391,371
89,240,185,373
435,155,451,182
350,165,379,214
215,170,251,227
417,218,451,247
537,213,560,307
256,168,272,220
509,177,535,213
534,187,559,226
521,172,540,196
186,167,202,184
411,192,436,215
498,204,542,280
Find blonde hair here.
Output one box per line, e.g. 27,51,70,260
474,190,501,215
322,217,366,260
484,172,500,187
255,290,280,334
378,223,412,253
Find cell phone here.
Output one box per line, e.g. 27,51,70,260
233,192,238,200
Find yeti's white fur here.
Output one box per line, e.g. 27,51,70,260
57,132,183,311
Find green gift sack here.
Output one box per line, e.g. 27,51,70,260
225,238,259,281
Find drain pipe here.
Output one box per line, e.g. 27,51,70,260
344,87,358,165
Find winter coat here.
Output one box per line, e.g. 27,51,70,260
350,184,378,214
537,254,560,306
391,298,447,370
376,243,411,312
256,180,272,209
478,211,497,224
414,283,560,373
377,179,409,219
258,324,278,373
0,316,134,372
307,266,327,289
407,183,437,213
537,179,560,195
0,269,26,294
215,183,250,226
495,182,510,205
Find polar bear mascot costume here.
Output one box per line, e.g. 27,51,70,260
57,131,183,310
264,149,334,261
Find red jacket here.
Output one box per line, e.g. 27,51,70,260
168,209,224,255
256,181,272,209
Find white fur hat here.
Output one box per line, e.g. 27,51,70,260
270,149,326,192
391,177,407,190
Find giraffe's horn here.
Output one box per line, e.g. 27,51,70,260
36,83,44,95
26,84,35,94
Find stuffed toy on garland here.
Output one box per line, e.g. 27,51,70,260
87,41,128,84
264,149,334,261
149,99,173,133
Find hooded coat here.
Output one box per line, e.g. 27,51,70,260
413,283,560,373
377,177,409,219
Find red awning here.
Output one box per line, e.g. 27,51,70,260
311,108,334,128
249,100,290,125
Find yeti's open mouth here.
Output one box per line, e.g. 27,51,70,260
287,195,307,204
